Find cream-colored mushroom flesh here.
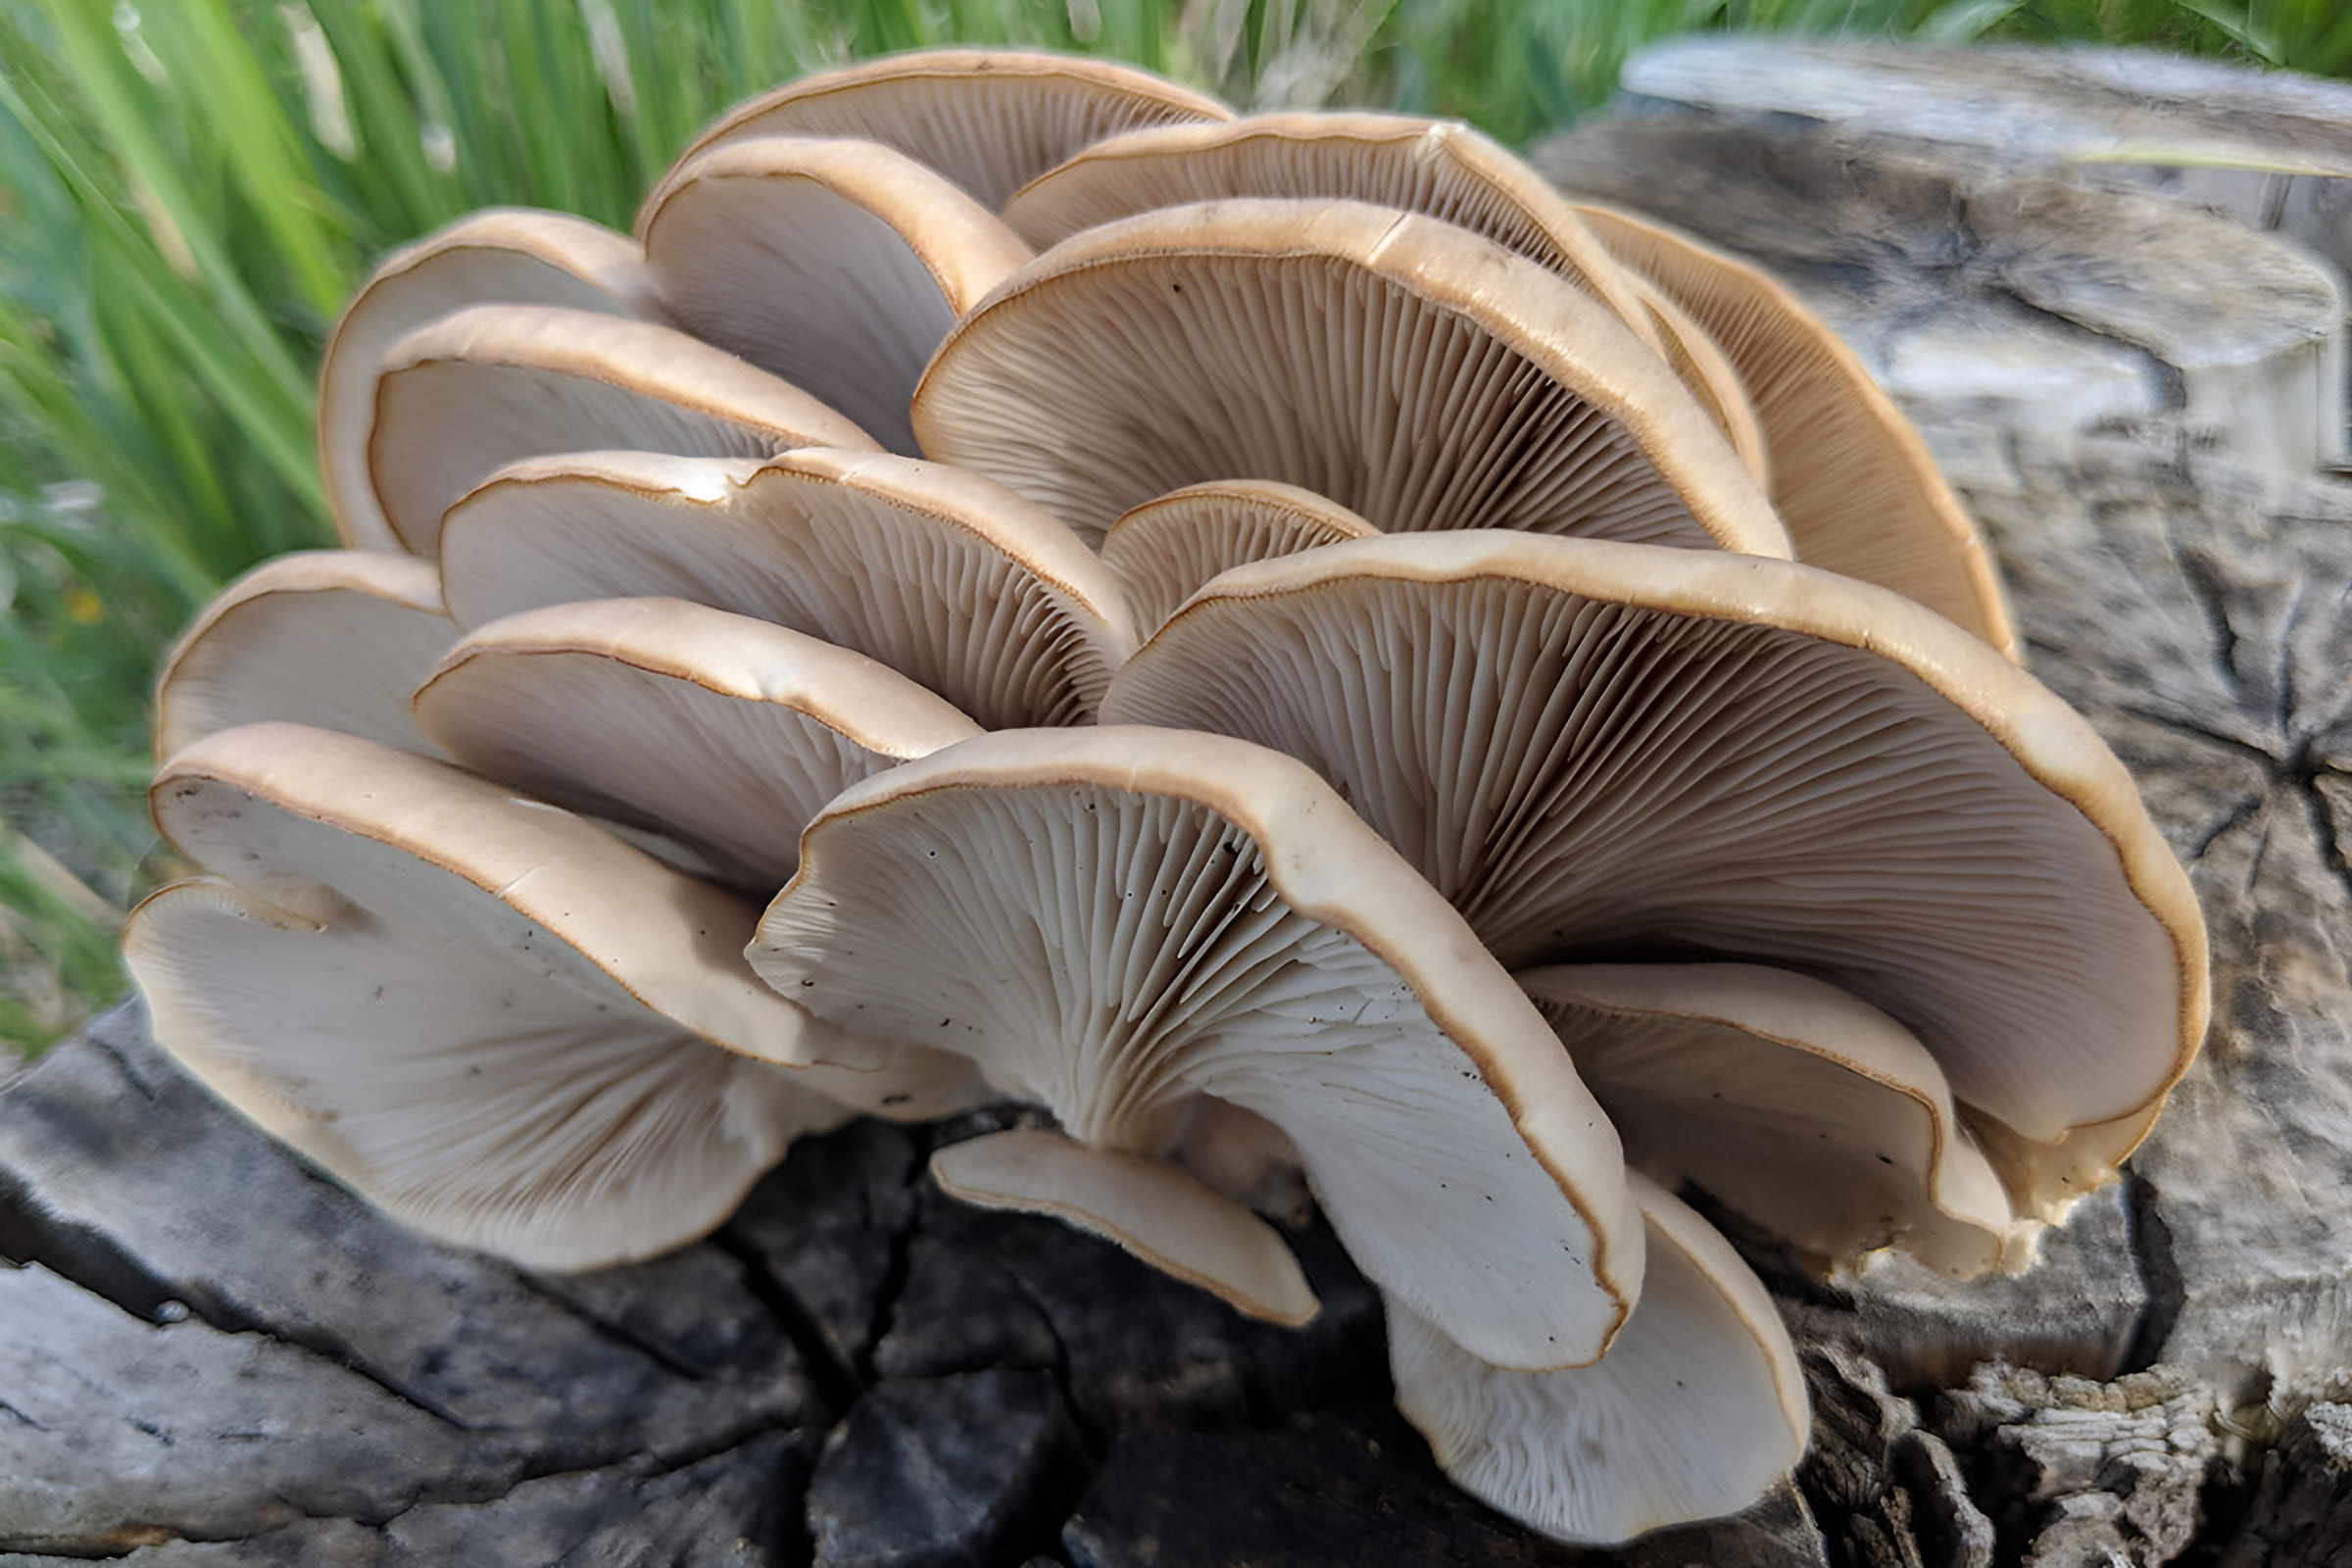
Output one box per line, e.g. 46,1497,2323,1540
931,1127,1319,1326
414,597,983,891
1626,275,1770,489
914,199,1789,556
998,113,1659,354
751,725,1642,1370
652,49,1233,216
642,136,1033,455
1520,962,2020,1277
368,305,876,558
319,210,662,553
1102,480,1379,636
437,449,1133,729
1102,532,2205,1213
1573,204,2015,657
124,725,910,1269
154,552,452,760
1389,1173,1806,1546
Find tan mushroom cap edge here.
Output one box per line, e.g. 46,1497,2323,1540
999,111,1663,356
932,1127,1321,1326
319,208,665,553
1571,201,2017,658
643,48,1234,222
369,304,879,557
1128,530,2206,1203
153,550,450,760
1622,272,1771,489
754,724,1645,1368
913,198,1792,558
148,721,982,1118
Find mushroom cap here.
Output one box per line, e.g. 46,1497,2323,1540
126,872,849,1270
642,135,1034,455
1519,962,2023,1277
930,1126,1320,1326
647,48,1233,218
1100,530,2206,1214
1389,1171,1807,1546
125,722,982,1265
368,304,875,557
153,551,452,760
1100,479,1379,636
912,198,1791,556
1571,202,2016,657
998,111,1660,355
750,724,1643,1370
318,209,663,553
413,596,983,891
436,448,1134,728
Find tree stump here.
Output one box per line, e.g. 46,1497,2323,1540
8,39,2352,1568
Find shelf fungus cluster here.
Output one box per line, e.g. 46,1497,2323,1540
126,48,2209,1547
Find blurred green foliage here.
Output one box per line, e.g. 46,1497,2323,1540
0,0,2340,1051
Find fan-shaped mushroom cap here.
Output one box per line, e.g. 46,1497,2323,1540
125,723,983,1266
369,305,876,558
642,136,1034,455
319,210,664,553
999,112,1658,353
1100,532,2206,1215
154,551,452,760
651,49,1233,217
931,1127,1319,1326
1623,273,1770,489
1571,203,2016,657
1101,479,1378,635
1519,962,2023,1277
437,448,1134,728
1389,1172,1806,1546
913,199,1789,556
750,725,1642,1371
414,596,983,891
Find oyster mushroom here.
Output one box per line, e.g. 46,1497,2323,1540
1389,1172,1807,1545
153,551,454,759
368,304,875,557
1100,479,1379,635
641,135,1034,454
648,48,1234,215
318,209,665,553
913,198,1790,555
126,722,982,1268
749,725,1643,1370
1101,530,2206,1215
435,448,1133,728
413,595,983,890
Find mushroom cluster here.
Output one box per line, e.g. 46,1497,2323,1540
124,49,2208,1546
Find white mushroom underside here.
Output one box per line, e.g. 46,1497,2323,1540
1104,574,2179,1139
916,250,1727,550
755,778,1627,1368
416,641,938,890
1525,962,2015,1276
1102,484,1378,635
650,171,964,455
438,458,1122,728
1389,1179,1804,1546
155,558,454,759
125,875,835,1272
